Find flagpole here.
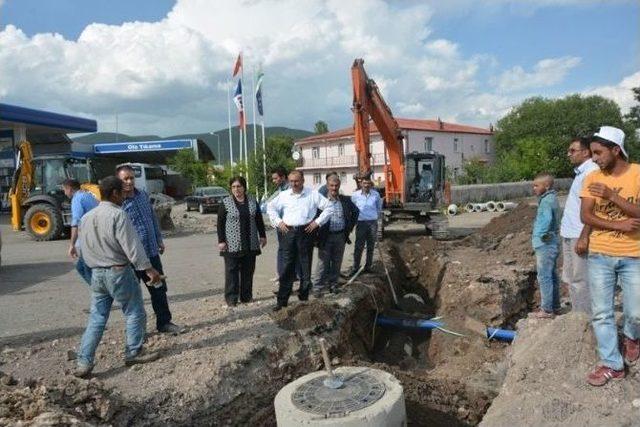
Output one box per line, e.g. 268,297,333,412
227,79,233,164
262,119,267,197
240,52,249,190
252,66,258,157
251,65,259,197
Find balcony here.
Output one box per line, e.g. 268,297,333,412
298,153,386,169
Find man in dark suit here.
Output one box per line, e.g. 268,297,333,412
312,175,359,297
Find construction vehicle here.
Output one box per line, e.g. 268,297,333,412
351,58,449,238
9,141,100,241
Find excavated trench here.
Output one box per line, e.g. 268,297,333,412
1,206,540,426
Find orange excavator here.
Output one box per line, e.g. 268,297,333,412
351,58,448,238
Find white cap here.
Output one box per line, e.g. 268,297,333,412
593,126,627,159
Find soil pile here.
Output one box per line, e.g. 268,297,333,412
168,203,217,235
0,371,132,426
481,313,640,427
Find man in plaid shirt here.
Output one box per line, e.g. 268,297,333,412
117,165,182,334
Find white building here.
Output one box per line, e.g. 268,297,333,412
295,118,495,194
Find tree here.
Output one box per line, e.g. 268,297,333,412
246,134,297,197
625,86,640,128
314,120,329,134
495,94,638,179
167,149,211,189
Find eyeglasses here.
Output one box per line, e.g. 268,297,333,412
567,148,586,154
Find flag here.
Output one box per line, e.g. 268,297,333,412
232,53,242,77
256,69,264,116
233,79,244,127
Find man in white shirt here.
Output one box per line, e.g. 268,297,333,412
267,170,334,311
560,136,599,314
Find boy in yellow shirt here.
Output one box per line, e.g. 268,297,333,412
580,126,640,386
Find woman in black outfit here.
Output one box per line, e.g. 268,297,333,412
217,176,267,306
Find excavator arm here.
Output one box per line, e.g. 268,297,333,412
351,58,405,206
9,141,34,231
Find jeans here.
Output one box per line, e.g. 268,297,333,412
313,232,347,292
561,238,591,315
224,254,256,304
76,256,93,286
277,227,314,305
77,266,146,368
535,242,560,313
353,220,377,271
588,254,640,370
135,255,172,330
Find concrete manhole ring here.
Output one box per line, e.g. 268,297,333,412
291,371,386,416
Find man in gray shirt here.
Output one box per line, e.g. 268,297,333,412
75,176,161,378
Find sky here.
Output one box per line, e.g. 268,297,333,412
0,0,638,136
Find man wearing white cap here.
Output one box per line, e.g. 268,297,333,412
580,126,640,386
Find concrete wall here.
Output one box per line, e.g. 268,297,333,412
450,178,573,204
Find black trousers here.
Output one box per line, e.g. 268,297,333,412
224,254,257,305
135,255,172,330
277,227,314,305
353,220,377,270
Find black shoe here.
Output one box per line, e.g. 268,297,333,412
125,348,160,366
272,304,286,312
158,322,184,335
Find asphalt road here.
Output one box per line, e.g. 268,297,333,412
0,213,287,345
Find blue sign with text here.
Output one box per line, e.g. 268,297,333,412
94,139,193,154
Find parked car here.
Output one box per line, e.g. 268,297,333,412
185,186,229,214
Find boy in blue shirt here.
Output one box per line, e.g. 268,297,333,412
531,173,561,319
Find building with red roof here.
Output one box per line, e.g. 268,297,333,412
294,117,494,194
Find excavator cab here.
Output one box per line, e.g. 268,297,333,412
405,151,445,210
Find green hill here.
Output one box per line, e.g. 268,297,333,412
72,125,313,163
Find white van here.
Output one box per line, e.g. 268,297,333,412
117,162,166,194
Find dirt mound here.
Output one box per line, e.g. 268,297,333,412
477,203,536,241
0,371,131,426
168,203,217,235
273,301,339,331
481,313,640,427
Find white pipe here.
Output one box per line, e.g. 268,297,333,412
464,203,475,213
496,201,517,212
447,204,458,216
486,201,497,212
473,203,488,212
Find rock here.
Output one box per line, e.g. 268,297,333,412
503,259,517,265
2,347,15,354
632,398,640,409
66,350,77,361
331,357,340,365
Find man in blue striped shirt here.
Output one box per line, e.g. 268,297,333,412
117,165,182,335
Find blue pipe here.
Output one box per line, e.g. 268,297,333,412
376,315,443,330
486,327,516,342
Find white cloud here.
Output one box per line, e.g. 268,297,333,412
495,56,581,92
0,0,635,137
586,71,640,113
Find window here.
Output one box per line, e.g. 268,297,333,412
471,145,475,152
484,139,490,154
338,143,344,156
340,171,347,180
453,138,458,153
313,173,321,184
424,137,433,152
312,147,320,159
